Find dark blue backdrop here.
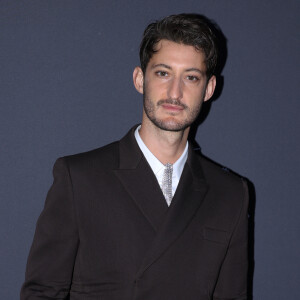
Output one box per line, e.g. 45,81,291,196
1,1,299,299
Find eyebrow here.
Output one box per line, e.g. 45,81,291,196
151,63,171,70
151,64,205,76
185,68,205,76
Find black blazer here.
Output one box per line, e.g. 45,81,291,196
21,126,249,300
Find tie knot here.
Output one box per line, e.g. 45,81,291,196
165,163,173,170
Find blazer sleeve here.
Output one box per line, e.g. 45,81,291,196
213,179,249,300
20,158,79,299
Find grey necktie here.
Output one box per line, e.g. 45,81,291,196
162,163,173,205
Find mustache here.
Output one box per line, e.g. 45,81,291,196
157,99,188,109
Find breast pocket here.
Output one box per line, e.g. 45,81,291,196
201,227,229,245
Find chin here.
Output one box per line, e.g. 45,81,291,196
152,118,191,132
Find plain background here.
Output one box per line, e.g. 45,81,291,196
1,1,299,299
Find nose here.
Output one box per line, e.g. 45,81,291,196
167,77,183,100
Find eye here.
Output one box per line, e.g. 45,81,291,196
186,75,199,81
155,71,168,77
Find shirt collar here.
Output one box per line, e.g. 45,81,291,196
134,125,188,179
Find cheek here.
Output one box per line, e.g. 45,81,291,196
145,82,168,99
186,89,205,105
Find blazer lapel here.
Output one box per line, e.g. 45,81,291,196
114,127,168,232
136,145,209,277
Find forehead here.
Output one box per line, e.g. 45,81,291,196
149,39,206,70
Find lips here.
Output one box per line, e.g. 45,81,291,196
161,104,185,111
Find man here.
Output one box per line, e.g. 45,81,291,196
21,14,248,299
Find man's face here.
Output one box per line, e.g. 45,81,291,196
134,40,216,132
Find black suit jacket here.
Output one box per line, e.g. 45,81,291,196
21,126,249,300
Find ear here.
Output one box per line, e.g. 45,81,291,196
204,75,216,102
133,66,144,94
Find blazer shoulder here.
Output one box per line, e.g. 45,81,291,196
61,140,120,172
194,151,249,218
195,151,247,192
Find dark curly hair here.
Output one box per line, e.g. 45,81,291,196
140,13,218,79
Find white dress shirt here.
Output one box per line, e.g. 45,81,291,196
134,125,188,206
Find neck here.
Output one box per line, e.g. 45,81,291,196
139,116,189,165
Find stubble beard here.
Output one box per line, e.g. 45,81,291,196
143,93,203,132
